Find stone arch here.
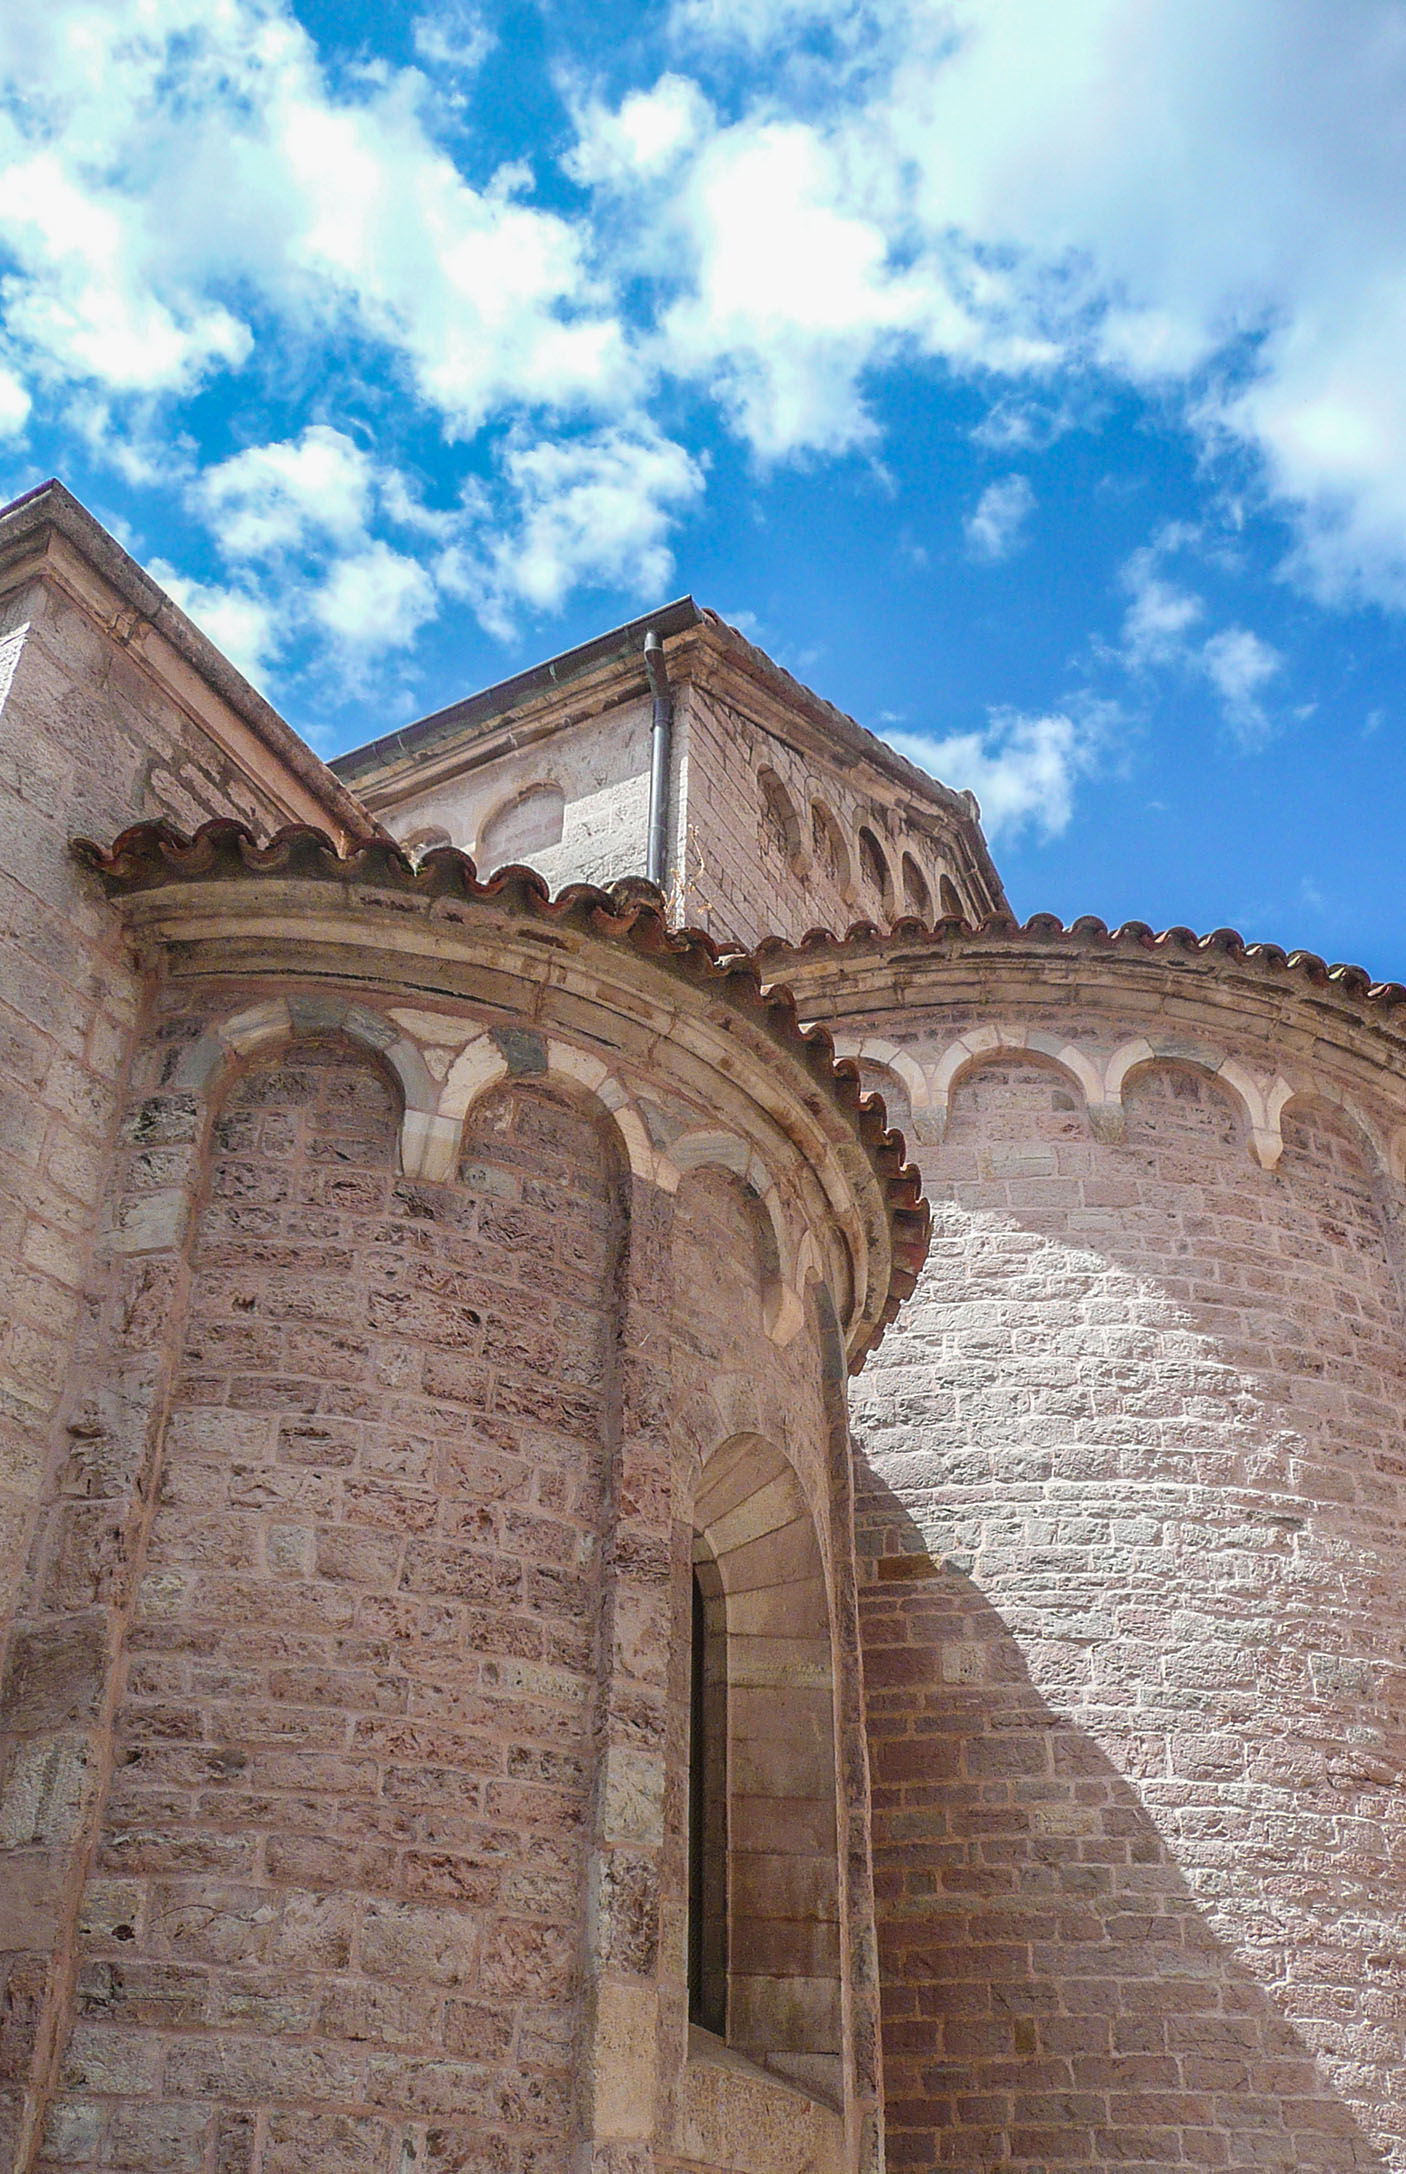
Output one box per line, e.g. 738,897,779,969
830,1035,932,1116
938,873,964,921
901,852,931,919
170,995,442,1179
809,798,853,900
689,1433,841,2098
476,779,566,866
930,1026,1106,1139
856,825,895,916
663,1131,803,1344
425,1031,659,1190
399,823,453,859
758,766,807,871
1272,1077,1397,1191
1119,1053,1251,1168
1103,1039,1285,1169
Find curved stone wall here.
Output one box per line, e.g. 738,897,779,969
1,834,924,2174
781,930,1406,2171
45,1049,620,2172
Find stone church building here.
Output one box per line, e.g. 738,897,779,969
0,477,1402,2174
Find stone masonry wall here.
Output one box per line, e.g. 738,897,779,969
33,1044,620,2174
676,684,978,951
0,570,328,1656
0,564,353,2173
656,1166,880,2173
376,696,655,894
851,1052,1406,2171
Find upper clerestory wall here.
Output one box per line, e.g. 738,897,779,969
332,604,1009,948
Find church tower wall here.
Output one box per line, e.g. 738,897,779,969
780,928,1406,2171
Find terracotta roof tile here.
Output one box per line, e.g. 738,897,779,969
73,819,932,1355
751,907,1406,1013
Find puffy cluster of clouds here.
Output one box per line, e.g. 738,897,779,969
1116,527,1284,747
890,707,1104,843
0,0,1402,792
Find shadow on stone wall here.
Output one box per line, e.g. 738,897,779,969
854,1463,1391,2174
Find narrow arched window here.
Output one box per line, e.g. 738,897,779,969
688,1439,841,2094
902,852,931,918
688,1549,728,2034
939,873,965,921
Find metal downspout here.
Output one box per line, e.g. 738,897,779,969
644,628,673,892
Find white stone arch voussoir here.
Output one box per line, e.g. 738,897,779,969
828,1036,933,1117
660,1127,804,1346
929,1024,1110,1139
172,995,443,1179
1268,1074,1400,1190
1101,1037,1289,1170
425,1031,662,1189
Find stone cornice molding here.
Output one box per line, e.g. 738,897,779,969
763,912,1406,1182
73,819,930,1368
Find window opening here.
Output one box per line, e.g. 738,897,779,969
688,1558,728,2034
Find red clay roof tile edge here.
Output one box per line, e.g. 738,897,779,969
72,818,931,1363
749,908,1406,1011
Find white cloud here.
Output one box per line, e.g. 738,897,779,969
199,426,374,558
0,366,30,436
467,426,705,634
0,0,629,433
585,2,1406,606
1119,541,1205,667
659,118,976,457
311,542,438,649
8,0,1406,644
965,474,1034,563
1115,530,1282,743
567,75,711,189
147,559,280,682
1201,624,1282,747
888,707,1099,841
668,0,874,52
0,146,250,395
412,4,494,74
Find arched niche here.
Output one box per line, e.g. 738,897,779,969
857,825,895,916
1121,1058,1248,1164
939,1042,1098,1146
1275,1095,1400,1314
399,824,453,861
938,873,964,921
477,781,566,867
856,1055,912,1131
901,852,931,919
758,766,805,870
689,1434,841,2103
809,799,853,900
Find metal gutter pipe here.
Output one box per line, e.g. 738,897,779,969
644,628,673,891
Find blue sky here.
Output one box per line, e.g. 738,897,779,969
1,0,1404,973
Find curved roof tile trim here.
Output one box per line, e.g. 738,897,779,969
72,818,932,1338
752,908,1406,1011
